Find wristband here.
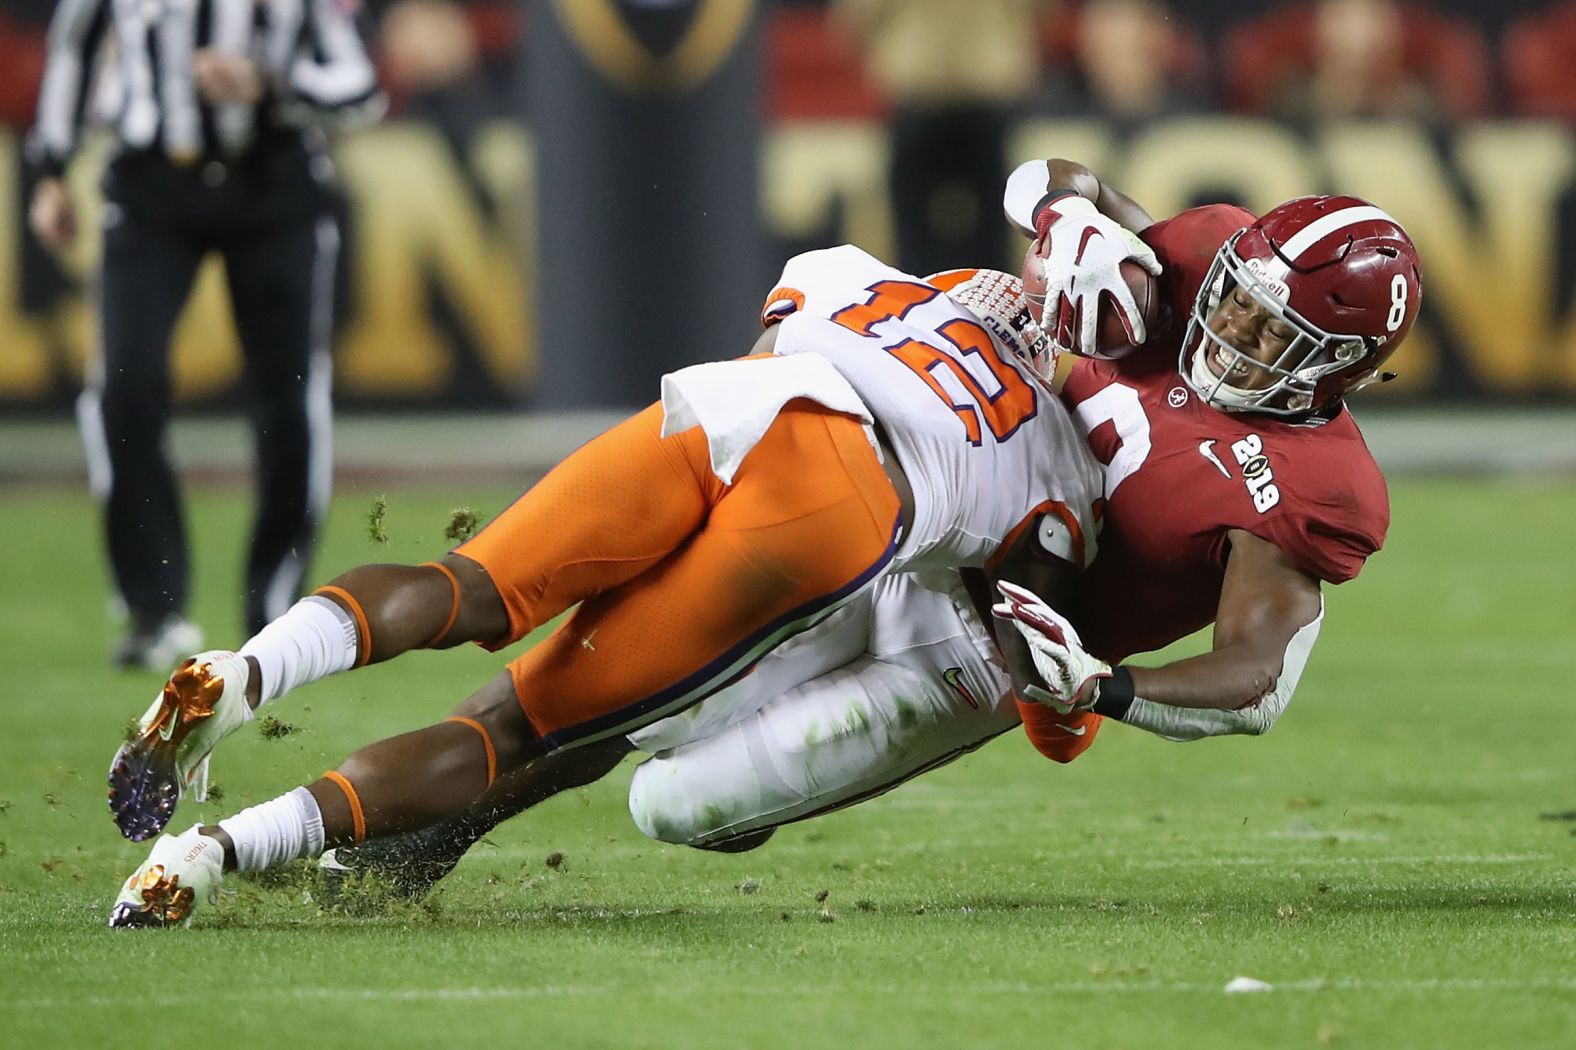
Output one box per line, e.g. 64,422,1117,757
1032,190,1096,239
1091,665,1135,720
1032,188,1078,213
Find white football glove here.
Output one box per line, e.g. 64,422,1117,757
992,580,1111,714
1033,195,1162,356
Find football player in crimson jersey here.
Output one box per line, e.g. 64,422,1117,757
618,163,1422,844
992,157,1421,753
291,170,1425,892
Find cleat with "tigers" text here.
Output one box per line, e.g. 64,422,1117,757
108,651,253,841
108,826,225,928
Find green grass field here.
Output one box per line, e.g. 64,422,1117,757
1,477,1572,1049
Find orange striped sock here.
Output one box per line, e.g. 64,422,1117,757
320,770,367,842
314,586,371,667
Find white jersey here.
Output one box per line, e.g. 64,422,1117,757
767,246,1103,571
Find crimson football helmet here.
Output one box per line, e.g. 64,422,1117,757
1181,195,1423,417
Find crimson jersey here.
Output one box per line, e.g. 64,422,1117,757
1058,204,1390,663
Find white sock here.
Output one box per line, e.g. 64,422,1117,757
238,595,358,704
218,787,326,871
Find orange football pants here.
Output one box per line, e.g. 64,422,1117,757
456,400,902,749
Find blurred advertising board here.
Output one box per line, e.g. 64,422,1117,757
1,113,1573,408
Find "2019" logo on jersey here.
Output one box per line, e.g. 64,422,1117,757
1230,434,1281,513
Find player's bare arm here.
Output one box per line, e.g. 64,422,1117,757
1124,530,1324,711
993,531,1327,738
1003,157,1155,235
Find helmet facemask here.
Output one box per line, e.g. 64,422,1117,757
1180,231,1371,417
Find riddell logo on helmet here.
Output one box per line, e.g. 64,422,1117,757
1243,258,1291,304
1230,434,1281,513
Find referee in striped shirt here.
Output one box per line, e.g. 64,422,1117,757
27,0,383,669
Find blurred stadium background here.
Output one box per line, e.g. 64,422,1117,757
3,0,1576,419
1,4,1574,1045
3,0,1575,535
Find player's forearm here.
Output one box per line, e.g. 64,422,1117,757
1003,159,1154,236
1088,652,1278,743
1124,646,1281,711
1096,613,1323,740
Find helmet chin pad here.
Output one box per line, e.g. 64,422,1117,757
1186,343,1265,411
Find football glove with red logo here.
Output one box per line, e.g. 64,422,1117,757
1032,195,1161,356
992,580,1111,714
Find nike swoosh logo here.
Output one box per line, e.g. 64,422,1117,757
1198,439,1231,478
943,667,981,710
1075,226,1102,264
1055,722,1088,737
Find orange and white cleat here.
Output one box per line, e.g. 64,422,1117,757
108,651,252,841
108,826,225,928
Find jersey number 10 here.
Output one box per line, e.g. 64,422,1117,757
831,281,1039,446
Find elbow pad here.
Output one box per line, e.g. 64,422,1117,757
1119,599,1323,742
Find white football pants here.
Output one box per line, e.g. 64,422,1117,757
626,570,1018,846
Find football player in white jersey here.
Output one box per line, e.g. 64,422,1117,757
104,231,1105,925
632,161,1418,849
314,157,1423,892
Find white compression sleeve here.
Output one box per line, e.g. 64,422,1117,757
1003,160,1053,236
1118,599,1324,741
238,595,359,704
218,787,326,871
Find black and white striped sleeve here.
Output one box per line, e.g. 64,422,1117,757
282,0,385,129
27,0,112,177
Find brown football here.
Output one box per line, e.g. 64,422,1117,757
1093,260,1161,359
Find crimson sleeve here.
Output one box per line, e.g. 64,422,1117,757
1250,510,1384,584
1249,444,1390,584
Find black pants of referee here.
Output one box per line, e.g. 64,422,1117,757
81,145,339,639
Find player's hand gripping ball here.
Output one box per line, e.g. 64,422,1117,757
1024,196,1161,360
992,581,1112,713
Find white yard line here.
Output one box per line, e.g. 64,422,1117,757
475,846,1558,868
10,975,1576,1011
